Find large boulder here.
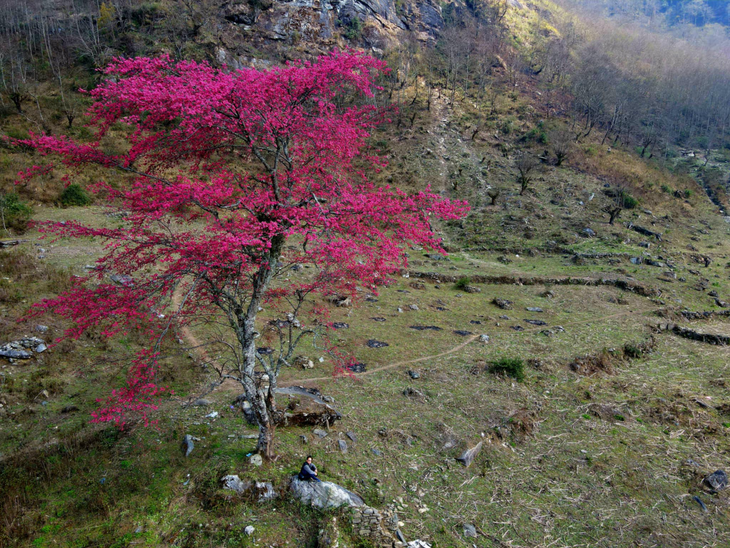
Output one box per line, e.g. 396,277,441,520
290,477,364,510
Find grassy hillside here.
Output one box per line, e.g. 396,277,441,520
3,2,730,547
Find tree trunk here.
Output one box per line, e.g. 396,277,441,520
237,233,286,459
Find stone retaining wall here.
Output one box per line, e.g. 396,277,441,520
350,504,403,547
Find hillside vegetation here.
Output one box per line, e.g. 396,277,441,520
2,1,730,547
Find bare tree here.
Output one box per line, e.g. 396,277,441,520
515,154,540,195
550,128,573,166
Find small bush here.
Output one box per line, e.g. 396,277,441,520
454,276,471,290
59,184,92,207
622,194,638,209
0,192,33,233
488,358,525,382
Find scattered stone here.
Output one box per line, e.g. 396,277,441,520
463,523,478,538
410,325,442,331
338,439,348,453
709,290,719,297
453,330,473,336
463,285,481,293
331,322,349,329
221,474,252,494
629,223,662,241
249,454,263,467
705,470,728,491
630,257,643,265
290,477,364,509
435,306,447,311
425,253,449,261
60,405,79,414
408,304,419,311
346,431,357,442
300,435,308,444
347,363,367,373
715,299,729,308
205,411,219,419
34,343,47,353
181,434,195,457
403,387,425,399
525,319,547,326
109,274,133,286
371,317,386,322
407,370,420,379
407,541,432,548
192,398,212,407
479,334,490,343
0,348,32,360
257,347,274,355
511,325,524,331
639,241,651,248
366,340,389,348
582,228,596,237
327,295,352,307
244,525,255,536
293,355,314,369
456,441,483,468
526,307,543,312
313,428,328,438
409,281,426,290
371,448,382,456
492,298,513,310
35,325,48,333
365,296,378,302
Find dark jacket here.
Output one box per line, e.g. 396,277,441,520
298,462,318,481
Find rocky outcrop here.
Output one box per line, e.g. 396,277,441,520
217,0,445,62
290,477,364,509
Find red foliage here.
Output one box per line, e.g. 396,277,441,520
24,51,468,433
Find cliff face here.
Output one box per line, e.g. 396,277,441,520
217,0,445,64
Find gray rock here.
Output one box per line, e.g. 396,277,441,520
34,343,47,353
705,470,728,491
338,440,348,453
456,441,483,468
408,304,419,311
192,398,212,407
221,474,252,494
479,334,490,343
290,477,364,510
313,428,328,438
255,481,277,502
630,257,643,265
346,431,357,442
407,541,432,548
35,325,49,333
249,454,263,467
244,525,255,536
0,348,32,359
407,370,420,379
492,298,513,310
582,228,596,237
526,307,543,312
463,523,478,538
181,434,195,457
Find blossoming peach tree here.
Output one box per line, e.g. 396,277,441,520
26,51,467,458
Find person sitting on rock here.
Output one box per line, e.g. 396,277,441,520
298,455,321,482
